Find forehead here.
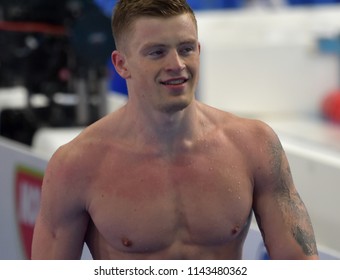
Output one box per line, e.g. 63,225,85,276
128,14,198,48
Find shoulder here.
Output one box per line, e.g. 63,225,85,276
43,116,111,191
236,117,280,148
219,113,287,190
226,115,283,169
200,102,279,145
200,103,283,170
222,115,288,189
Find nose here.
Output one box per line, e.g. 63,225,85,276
165,50,185,73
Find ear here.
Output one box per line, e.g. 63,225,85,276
111,50,131,79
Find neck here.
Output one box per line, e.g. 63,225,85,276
123,99,204,155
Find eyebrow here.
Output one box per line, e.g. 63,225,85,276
140,40,198,53
179,40,198,46
141,43,166,51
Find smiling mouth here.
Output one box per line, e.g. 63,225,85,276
160,78,188,86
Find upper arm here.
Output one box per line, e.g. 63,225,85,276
31,145,90,260
251,122,318,259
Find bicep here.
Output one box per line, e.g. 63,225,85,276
31,152,89,259
252,127,318,259
32,210,88,259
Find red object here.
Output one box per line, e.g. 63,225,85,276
0,21,66,36
322,90,340,123
15,166,43,260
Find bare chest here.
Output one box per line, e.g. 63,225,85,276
85,152,253,256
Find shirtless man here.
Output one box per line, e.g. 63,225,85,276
31,0,318,260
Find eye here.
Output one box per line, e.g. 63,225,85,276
179,45,195,56
148,49,165,58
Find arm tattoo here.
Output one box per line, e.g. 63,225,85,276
269,140,318,256
293,226,318,256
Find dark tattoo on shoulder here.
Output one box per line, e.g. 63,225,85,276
268,140,284,179
268,140,294,197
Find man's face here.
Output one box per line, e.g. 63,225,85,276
121,13,200,114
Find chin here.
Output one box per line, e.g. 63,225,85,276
160,100,191,114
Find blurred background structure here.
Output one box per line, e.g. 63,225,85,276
0,0,118,145
1,0,340,260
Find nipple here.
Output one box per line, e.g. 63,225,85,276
231,226,240,235
122,237,133,247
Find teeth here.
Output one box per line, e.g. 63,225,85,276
164,79,185,85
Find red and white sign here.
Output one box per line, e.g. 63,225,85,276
15,165,43,260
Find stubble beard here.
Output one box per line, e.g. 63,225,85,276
158,95,193,115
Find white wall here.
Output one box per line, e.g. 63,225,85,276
196,7,340,115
